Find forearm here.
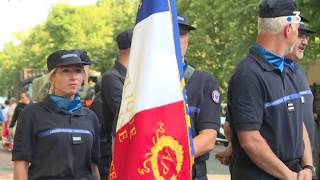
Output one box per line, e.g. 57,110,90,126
239,131,294,179
13,161,29,180
91,163,101,180
193,129,217,158
301,122,313,166
224,121,231,142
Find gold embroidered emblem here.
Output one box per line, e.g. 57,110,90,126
109,161,117,179
138,122,184,180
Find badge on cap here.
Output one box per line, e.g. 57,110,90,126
212,90,220,103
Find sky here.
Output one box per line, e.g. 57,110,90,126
0,0,97,50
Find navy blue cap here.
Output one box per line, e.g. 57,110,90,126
259,0,298,18
116,28,133,50
178,15,196,31
300,16,310,23
299,23,316,34
47,49,96,71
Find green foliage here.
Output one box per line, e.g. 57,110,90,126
0,0,319,100
177,0,260,100
177,0,320,101
0,0,137,95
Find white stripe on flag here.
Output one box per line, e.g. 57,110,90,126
116,11,183,131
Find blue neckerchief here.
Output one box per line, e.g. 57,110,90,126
49,93,82,112
284,58,296,71
252,43,285,72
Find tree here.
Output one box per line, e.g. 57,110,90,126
0,0,319,99
177,0,319,101
0,0,137,95
177,0,259,100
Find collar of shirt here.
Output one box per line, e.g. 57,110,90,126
284,58,297,71
252,43,285,72
115,59,127,77
49,93,82,113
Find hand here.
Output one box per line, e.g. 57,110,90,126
297,169,312,180
215,150,232,165
292,172,298,180
283,171,298,180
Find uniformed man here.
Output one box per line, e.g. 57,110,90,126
227,0,313,179
98,28,133,179
178,14,221,180
285,21,318,179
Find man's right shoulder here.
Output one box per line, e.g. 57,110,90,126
234,53,261,74
229,54,263,86
103,67,118,77
102,68,122,81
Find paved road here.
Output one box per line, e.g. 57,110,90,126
0,141,230,180
0,143,13,180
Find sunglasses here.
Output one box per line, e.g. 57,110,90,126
287,11,301,24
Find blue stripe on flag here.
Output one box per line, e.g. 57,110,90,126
169,0,184,80
167,0,195,157
168,0,195,157
38,128,93,138
136,1,169,24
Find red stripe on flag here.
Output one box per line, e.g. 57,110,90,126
110,101,191,180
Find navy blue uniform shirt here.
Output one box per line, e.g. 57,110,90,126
186,70,221,135
186,69,221,178
12,96,100,180
228,47,304,178
101,61,126,136
286,60,318,174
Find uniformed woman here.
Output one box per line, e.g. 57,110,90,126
12,49,100,180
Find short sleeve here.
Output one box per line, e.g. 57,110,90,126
228,74,264,131
12,107,34,161
197,76,221,132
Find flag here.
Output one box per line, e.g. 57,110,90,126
109,0,193,179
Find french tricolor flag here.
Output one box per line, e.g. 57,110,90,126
109,0,193,179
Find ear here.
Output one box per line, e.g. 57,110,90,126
283,24,291,38
48,73,55,84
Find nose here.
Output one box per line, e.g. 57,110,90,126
69,70,80,79
301,37,308,46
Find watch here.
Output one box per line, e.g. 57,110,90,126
303,165,316,174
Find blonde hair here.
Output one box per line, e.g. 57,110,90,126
257,16,289,34
48,65,88,95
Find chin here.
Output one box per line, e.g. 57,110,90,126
296,52,304,60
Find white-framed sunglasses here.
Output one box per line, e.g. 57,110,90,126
287,11,301,24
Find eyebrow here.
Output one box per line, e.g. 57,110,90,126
59,65,83,68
